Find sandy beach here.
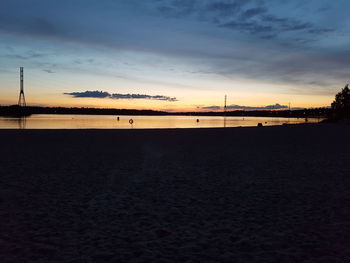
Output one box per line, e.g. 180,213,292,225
1,124,350,263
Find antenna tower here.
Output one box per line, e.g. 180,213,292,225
224,95,227,115
18,67,26,107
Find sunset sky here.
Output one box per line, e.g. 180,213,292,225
0,0,349,111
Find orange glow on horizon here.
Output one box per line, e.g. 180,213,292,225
0,76,334,112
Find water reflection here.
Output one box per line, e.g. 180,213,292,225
1,117,27,129
0,114,323,129
18,117,26,129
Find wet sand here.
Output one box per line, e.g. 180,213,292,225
1,124,350,262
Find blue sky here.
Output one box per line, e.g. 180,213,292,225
0,0,349,110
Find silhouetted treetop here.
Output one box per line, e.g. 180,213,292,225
331,84,350,118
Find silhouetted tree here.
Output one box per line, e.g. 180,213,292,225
331,84,350,119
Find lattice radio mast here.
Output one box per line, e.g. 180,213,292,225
18,67,26,107
223,95,227,128
224,95,227,115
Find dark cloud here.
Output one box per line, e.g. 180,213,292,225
308,28,334,34
201,103,289,110
0,0,336,51
65,91,110,98
261,15,321,33
206,2,241,13
111,93,177,101
0,0,346,97
155,0,248,18
228,103,288,110
65,91,178,102
261,15,289,24
74,59,95,65
240,7,267,19
221,21,273,34
43,69,55,73
0,15,58,37
3,50,47,60
27,17,57,35
220,12,333,40
156,0,196,17
200,105,221,110
152,0,334,41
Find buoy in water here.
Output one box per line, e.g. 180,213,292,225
196,119,199,123
129,119,134,125
117,117,120,121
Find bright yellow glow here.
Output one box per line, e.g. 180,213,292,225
0,70,334,111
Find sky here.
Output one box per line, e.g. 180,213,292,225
0,0,349,111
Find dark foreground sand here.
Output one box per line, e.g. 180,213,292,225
1,124,350,263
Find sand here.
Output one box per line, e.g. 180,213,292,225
0,124,350,262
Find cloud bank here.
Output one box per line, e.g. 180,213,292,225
64,91,177,102
152,0,334,41
1,0,349,107
201,103,291,111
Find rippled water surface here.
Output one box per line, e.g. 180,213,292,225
0,114,322,129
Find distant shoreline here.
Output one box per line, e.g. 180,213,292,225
0,105,330,118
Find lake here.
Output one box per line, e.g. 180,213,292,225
0,114,322,129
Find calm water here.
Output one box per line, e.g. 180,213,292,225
0,114,322,129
